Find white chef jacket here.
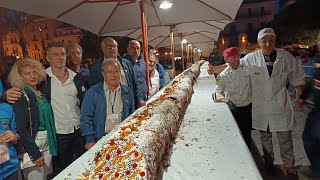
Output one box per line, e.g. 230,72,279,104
215,64,252,107
241,49,305,132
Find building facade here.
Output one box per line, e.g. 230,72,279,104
218,0,275,54
1,18,82,59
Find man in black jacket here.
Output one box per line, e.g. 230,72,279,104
300,33,320,178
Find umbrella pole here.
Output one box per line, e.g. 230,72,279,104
139,0,150,97
181,42,185,71
170,29,176,77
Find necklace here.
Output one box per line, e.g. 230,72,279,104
35,90,42,99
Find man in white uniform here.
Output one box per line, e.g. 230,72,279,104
241,28,305,179
214,47,252,148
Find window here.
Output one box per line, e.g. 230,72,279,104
260,7,265,15
248,8,252,16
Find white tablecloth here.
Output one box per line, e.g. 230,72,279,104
161,62,262,180
54,62,262,180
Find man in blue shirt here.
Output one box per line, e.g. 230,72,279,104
66,42,90,77
123,40,147,106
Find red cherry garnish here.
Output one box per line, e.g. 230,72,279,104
95,159,99,163
126,170,130,175
132,163,138,168
134,151,139,157
98,174,103,179
115,172,120,177
116,149,121,154
105,167,110,171
106,154,111,160
109,140,115,145
140,171,145,177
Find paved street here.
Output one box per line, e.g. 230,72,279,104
251,104,314,180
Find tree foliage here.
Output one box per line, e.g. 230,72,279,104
270,0,320,46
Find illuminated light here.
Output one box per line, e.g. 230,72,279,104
165,52,168,55
221,38,225,45
16,56,20,59
170,52,172,55
159,1,173,9
181,39,187,44
187,44,192,47
155,53,159,56
242,36,245,42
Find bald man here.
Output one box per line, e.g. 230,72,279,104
123,40,147,105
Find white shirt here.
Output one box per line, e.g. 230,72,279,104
149,69,160,97
215,64,251,107
103,83,123,134
46,67,81,134
241,49,305,132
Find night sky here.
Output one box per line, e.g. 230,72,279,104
274,0,280,14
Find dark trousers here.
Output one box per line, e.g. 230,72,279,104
302,111,320,175
3,171,18,180
53,128,85,175
230,103,252,148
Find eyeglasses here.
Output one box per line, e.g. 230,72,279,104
105,70,120,75
103,44,118,49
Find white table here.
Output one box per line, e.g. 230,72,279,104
54,62,262,180
161,62,262,180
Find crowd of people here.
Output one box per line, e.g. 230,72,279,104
1,27,319,180
208,28,320,180
0,37,165,180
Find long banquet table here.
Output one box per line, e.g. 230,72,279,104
53,62,262,180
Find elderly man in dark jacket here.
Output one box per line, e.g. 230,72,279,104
123,40,147,105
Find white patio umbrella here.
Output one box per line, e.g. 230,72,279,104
103,19,232,70
0,0,243,89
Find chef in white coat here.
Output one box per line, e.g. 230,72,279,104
241,28,305,179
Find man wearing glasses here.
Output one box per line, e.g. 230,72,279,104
81,58,135,150
89,37,142,109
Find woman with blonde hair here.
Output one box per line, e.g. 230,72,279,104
8,58,57,180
